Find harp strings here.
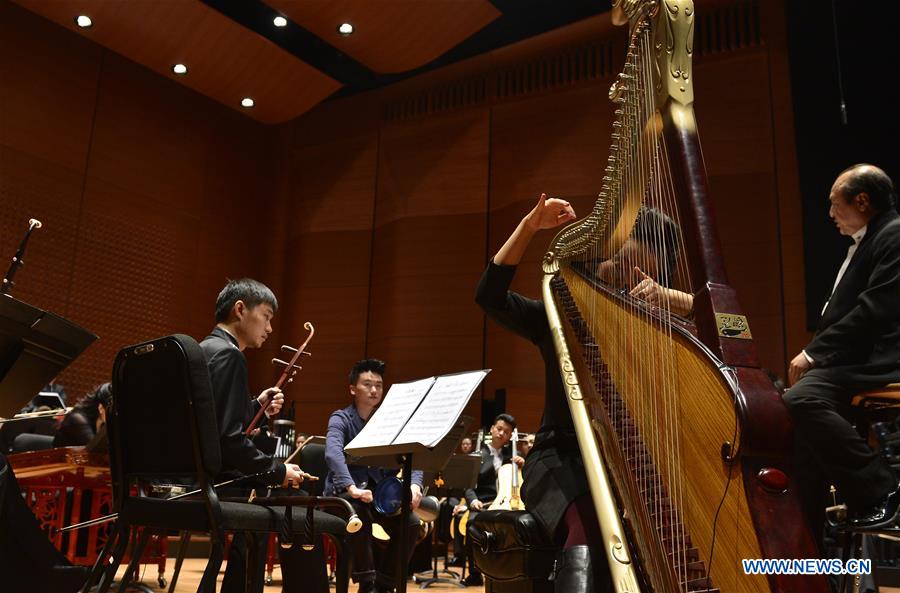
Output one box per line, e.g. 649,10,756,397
578,17,701,590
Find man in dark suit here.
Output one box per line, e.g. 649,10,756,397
453,413,524,585
200,278,306,593
785,164,900,539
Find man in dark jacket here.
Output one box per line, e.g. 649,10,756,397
200,278,305,593
785,164,900,537
453,413,523,585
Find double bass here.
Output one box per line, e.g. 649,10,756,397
540,1,829,592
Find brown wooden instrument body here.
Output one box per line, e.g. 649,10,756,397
657,103,827,592
553,268,826,592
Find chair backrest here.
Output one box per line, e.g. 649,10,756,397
109,335,221,492
299,441,327,496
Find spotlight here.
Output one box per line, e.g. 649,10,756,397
241,97,255,108
172,63,188,75
337,22,354,36
273,16,287,27
75,15,93,28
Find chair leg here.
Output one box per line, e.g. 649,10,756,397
167,530,191,593
81,521,121,593
115,528,151,593
245,532,260,593
96,524,132,593
327,534,351,593
198,535,225,593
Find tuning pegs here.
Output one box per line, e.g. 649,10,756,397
272,358,302,371
281,345,312,356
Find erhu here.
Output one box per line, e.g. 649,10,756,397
245,321,314,435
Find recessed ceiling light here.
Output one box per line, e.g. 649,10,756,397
337,22,354,36
75,15,93,28
172,63,188,75
241,97,255,108
273,16,287,27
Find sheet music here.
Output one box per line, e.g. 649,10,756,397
344,377,435,450
394,370,488,448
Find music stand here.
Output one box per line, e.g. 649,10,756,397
346,417,473,593
415,452,481,589
0,294,96,419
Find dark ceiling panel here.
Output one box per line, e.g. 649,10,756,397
266,0,501,74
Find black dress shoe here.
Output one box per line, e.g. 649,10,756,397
462,573,483,587
849,480,900,529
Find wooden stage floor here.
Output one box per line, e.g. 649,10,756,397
117,558,475,592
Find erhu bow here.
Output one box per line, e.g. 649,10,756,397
245,321,315,435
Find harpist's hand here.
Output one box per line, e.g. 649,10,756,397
524,194,577,232
788,352,812,386
512,455,525,468
348,484,373,504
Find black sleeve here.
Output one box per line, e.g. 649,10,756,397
53,412,94,447
207,348,285,485
475,262,548,345
806,225,900,367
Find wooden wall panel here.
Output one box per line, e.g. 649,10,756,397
0,147,83,317
87,53,212,214
0,1,100,172
279,97,380,433
369,110,489,422
1,3,277,403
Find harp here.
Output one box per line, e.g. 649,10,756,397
541,1,829,592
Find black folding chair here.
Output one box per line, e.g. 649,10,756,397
81,334,354,593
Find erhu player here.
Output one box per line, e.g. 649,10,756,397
200,278,307,593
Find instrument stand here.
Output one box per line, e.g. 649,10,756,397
414,453,480,589
347,420,474,593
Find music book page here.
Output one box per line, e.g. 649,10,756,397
344,377,435,450
394,370,488,448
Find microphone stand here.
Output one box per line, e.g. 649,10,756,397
2,218,42,294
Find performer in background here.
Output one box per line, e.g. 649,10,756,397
785,164,900,540
200,278,306,593
52,383,112,448
324,359,424,593
452,413,523,586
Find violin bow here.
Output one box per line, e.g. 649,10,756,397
245,321,314,435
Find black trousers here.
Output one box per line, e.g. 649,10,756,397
782,371,897,542
221,531,267,593
343,495,419,589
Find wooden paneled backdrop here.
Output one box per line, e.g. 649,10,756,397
1,0,807,437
